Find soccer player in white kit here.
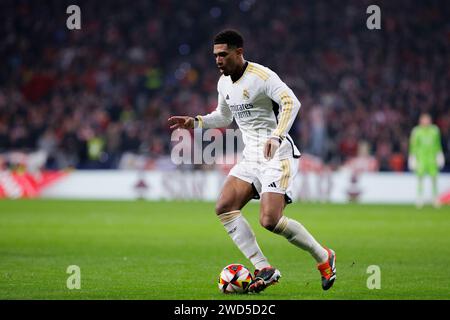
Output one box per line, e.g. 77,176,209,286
168,30,336,292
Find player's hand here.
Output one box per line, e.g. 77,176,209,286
168,116,195,129
408,155,416,171
264,137,281,160
437,152,445,169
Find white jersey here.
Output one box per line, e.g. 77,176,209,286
197,61,301,162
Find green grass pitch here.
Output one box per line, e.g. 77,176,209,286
0,200,449,300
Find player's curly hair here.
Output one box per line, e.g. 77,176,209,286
214,29,244,48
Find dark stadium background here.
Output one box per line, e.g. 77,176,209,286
0,0,448,172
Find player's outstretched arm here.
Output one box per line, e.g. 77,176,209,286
168,116,195,129
198,89,233,129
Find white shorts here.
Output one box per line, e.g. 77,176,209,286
229,157,299,204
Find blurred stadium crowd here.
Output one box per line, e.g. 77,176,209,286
0,0,448,171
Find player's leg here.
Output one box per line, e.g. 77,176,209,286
216,174,271,271
261,192,328,263
260,193,336,291
415,163,425,208
429,166,440,208
256,157,336,291
416,175,424,208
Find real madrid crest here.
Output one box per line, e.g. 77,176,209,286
242,89,250,100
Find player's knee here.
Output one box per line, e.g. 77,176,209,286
215,202,235,216
259,214,280,231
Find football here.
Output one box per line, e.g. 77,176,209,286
218,264,253,294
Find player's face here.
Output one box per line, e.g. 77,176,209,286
213,44,240,76
420,114,431,126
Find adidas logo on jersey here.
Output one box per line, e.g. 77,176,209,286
226,94,230,100
268,182,277,188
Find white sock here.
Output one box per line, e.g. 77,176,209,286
219,210,271,270
273,216,328,263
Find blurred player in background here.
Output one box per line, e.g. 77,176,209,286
408,113,445,208
168,30,336,292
